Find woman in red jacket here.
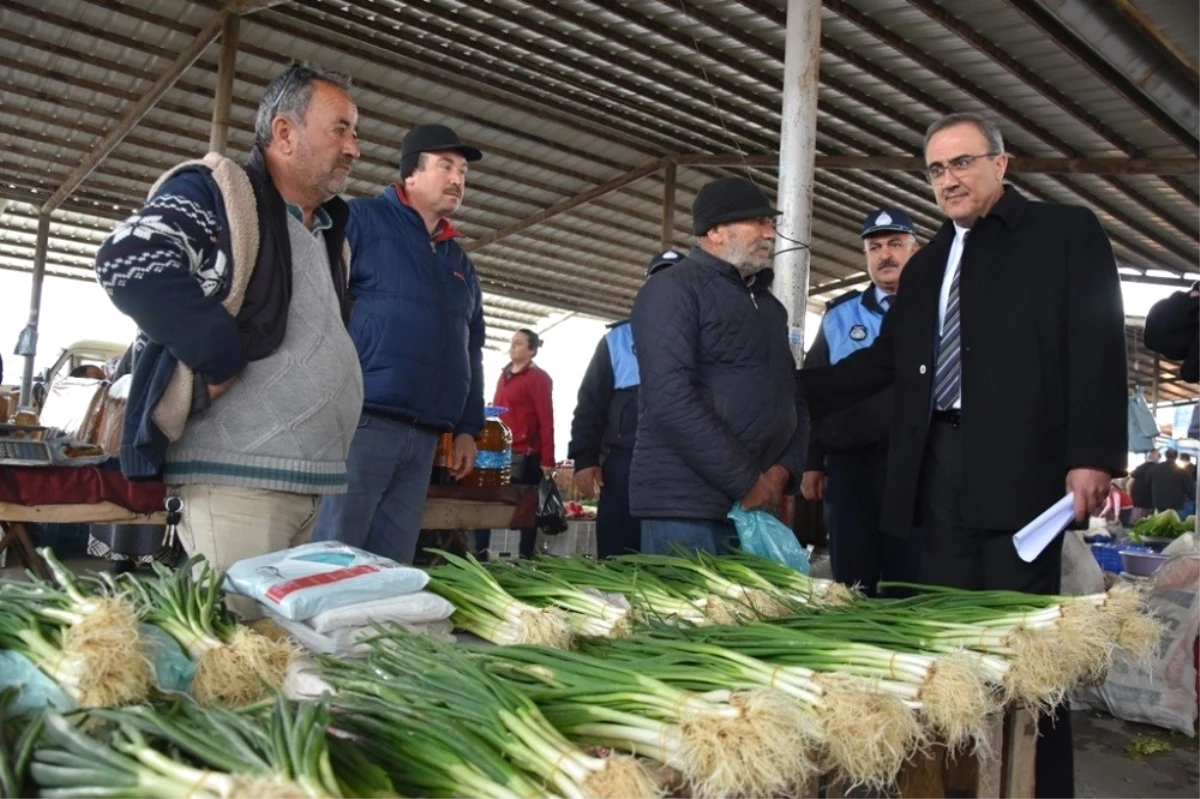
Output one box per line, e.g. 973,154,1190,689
493,329,555,557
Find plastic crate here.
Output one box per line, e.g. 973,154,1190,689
1091,542,1156,573
1090,543,1126,573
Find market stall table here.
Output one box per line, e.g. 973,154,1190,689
421,483,536,531
1,470,536,576
0,464,166,578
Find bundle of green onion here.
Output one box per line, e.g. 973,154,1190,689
30,694,342,798
117,556,299,706
471,640,815,798
483,559,632,638
426,551,574,647
324,689,546,799
580,630,927,790
321,629,657,799
325,733,397,799
1,689,43,799
634,621,995,752
604,553,799,622
694,550,858,607
0,548,151,708
520,555,712,625
524,552,854,627
772,583,1160,712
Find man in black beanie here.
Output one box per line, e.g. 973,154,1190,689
628,176,808,555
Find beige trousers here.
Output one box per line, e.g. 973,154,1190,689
173,484,319,619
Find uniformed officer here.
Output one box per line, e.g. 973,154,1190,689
568,250,683,558
800,208,922,595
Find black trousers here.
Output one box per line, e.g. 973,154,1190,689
596,448,641,559
474,453,543,558
918,419,1073,799
824,451,921,597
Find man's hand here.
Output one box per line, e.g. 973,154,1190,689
207,377,236,402
541,465,556,478
450,434,477,480
800,470,826,502
741,465,790,511
574,466,603,498
1067,467,1111,523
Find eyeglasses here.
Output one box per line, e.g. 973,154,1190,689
925,152,999,182
265,66,305,121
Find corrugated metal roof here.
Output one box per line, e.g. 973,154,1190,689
0,0,1196,398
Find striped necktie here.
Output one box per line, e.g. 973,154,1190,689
933,232,966,410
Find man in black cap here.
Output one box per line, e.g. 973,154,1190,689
629,176,808,555
313,123,489,564
1144,282,1199,386
568,249,683,558
800,207,921,596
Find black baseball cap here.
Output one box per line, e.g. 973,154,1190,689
861,207,917,238
400,124,482,172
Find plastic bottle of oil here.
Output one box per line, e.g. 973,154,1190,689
430,431,456,485
463,405,512,487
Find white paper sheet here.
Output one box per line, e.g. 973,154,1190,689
1012,492,1076,563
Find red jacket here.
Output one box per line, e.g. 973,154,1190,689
494,362,555,467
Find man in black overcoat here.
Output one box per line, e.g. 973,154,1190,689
800,112,1128,798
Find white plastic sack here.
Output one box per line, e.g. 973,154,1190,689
282,657,333,701
1163,533,1198,557
1061,531,1106,596
223,542,429,621
307,591,454,633
1071,554,1199,734
269,612,454,657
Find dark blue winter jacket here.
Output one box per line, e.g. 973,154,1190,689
346,185,485,437
629,247,808,520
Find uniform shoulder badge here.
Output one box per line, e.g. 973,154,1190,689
849,324,868,341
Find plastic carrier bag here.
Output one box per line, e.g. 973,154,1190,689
728,504,810,574
536,476,569,536
0,625,193,714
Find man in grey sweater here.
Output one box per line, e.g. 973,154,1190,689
95,64,363,611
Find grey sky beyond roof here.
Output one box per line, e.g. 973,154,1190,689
0,0,1196,399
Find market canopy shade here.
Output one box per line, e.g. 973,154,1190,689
0,0,1195,396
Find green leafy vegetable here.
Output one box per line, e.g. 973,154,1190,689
1129,510,1194,542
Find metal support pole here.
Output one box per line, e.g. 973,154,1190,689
16,214,51,408
1190,451,1200,532
771,0,822,362
1152,354,1160,406
210,14,241,154
661,159,677,252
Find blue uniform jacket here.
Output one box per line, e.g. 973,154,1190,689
567,321,641,470
802,287,895,467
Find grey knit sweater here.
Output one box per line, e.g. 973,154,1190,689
163,214,363,494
